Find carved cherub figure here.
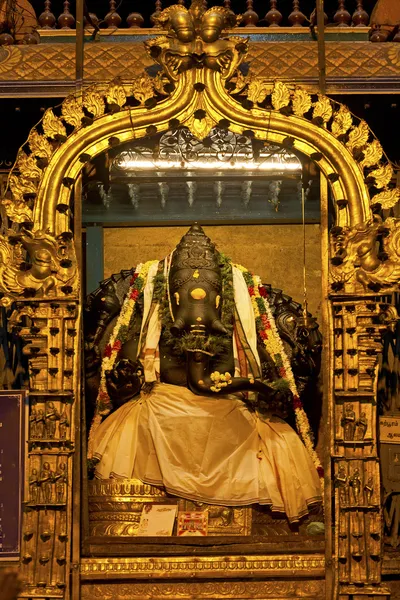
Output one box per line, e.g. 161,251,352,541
29,468,39,503
45,402,60,439
36,409,45,439
54,463,67,503
39,462,54,504
349,468,362,505
29,408,37,439
335,465,349,505
58,408,69,441
355,412,367,441
342,404,356,441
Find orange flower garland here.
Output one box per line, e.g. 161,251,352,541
235,264,323,479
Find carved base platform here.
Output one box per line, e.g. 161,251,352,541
81,579,325,599
88,479,252,537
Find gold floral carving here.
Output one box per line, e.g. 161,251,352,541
271,81,291,111
291,88,312,118
312,95,332,124
247,76,270,104
331,105,353,137
42,109,67,141
373,187,400,209
28,128,53,159
346,119,370,153
369,163,393,189
1,198,32,224
131,72,156,105
106,80,127,109
17,150,42,180
9,174,36,201
61,96,85,129
359,139,383,170
83,89,106,118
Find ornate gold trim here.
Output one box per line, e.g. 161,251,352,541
80,579,325,599
80,554,325,579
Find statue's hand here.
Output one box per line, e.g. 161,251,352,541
105,358,143,407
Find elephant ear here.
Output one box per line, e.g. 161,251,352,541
261,282,322,382
84,268,143,421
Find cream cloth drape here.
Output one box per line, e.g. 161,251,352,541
93,383,321,521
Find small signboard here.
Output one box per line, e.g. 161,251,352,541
379,415,400,444
137,504,177,536
0,392,27,560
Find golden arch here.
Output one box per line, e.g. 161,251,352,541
32,69,374,235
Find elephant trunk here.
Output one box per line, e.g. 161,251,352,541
186,348,276,398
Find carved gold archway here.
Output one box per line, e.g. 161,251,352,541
2,3,400,599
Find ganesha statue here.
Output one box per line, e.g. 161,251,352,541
85,225,322,523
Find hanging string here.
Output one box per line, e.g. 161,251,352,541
301,178,312,321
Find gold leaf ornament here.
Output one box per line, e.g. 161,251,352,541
9,174,36,200
9,174,24,200
247,77,270,104
61,96,85,129
131,73,155,105
42,108,67,140
369,163,393,189
312,95,333,123
359,139,383,170
291,88,312,117
83,89,106,118
106,80,127,108
152,72,168,95
271,81,290,110
1,197,33,223
17,150,42,180
331,105,352,137
28,129,53,159
187,113,214,139
373,187,400,210
346,120,370,153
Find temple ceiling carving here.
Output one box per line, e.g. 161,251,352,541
0,41,399,87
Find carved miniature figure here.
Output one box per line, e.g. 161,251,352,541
364,476,374,505
355,412,368,441
54,463,67,503
58,409,69,441
341,404,356,440
29,408,37,439
335,465,349,506
85,225,322,523
29,468,39,504
35,409,45,439
45,402,60,439
39,462,54,504
349,468,362,505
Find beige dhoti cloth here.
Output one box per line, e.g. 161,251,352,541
93,382,321,522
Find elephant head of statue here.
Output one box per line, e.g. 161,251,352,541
168,224,228,337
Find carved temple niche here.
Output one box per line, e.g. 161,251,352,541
0,1,399,598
